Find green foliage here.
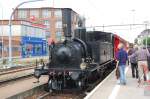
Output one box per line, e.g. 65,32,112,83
2,59,7,64
143,37,150,45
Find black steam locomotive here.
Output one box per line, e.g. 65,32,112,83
34,8,116,91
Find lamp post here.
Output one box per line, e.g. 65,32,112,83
0,4,4,61
131,9,135,25
8,0,44,67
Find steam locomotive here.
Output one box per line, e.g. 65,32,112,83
34,8,128,91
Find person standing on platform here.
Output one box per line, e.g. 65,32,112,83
129,45,139,79
48,38,55,60
131,46,150,83
116,43,128,85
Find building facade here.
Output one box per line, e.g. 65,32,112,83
0,20,47,58
14,8,85,42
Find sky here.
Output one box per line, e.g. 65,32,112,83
0,0,150,43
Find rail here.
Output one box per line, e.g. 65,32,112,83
0,65,35,76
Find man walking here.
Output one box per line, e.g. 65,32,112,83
132,46,150,83
129,45,138,79
116,43,128,85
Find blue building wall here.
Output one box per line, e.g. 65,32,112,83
21,36,47,58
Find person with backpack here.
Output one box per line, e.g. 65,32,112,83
116,43,128,85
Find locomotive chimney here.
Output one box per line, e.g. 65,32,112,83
62,8,72,41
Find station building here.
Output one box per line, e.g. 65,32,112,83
0,20,48,58
14,8,85,42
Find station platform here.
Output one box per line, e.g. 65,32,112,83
84,66,150,99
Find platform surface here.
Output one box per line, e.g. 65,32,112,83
85,66,150,99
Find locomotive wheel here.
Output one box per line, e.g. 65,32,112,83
78,80,85,90
48,79,53,92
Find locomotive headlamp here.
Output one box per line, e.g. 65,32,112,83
80,62,87,70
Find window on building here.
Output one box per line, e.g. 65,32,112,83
42,9,51,18
30,9,39,18
34,44,42,55
44,20,50,26
56,32,62,41
54,10,62,18
24,44,33,57
38,28,42,38
45,30,50,38
18,10,27,19
21,25,28,36
56,21,62,28
41,29,46,38
31,27,35,37
27,26,32,36
12,46,21,52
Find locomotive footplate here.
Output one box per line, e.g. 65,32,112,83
85,59,114,72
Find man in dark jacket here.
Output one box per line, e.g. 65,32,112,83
116,43,128,85
129,46,138,78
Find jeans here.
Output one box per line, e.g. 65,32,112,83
119,65,126,84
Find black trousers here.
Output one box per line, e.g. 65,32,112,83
131,63,139,78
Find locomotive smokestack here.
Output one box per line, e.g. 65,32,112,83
62,8,72,40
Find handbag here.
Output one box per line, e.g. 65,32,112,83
116,67,120,79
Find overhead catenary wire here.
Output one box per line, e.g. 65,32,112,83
86,23,147,28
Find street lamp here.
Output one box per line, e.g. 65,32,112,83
131,9,135,25
8,0,45,67
0,4,4,61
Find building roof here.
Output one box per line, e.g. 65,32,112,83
16,7,79,15
140,29,150,36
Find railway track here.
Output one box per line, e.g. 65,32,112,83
33,68,114,99
0,65,35,75
0,65,35,85
0,58,48,84
37,92,85,99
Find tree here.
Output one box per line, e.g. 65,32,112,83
143,37,150,45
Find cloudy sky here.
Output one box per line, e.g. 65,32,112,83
0,0,150,42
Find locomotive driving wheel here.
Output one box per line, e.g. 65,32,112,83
78,79,85,90
48,79,53,92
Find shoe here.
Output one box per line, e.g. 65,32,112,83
117,83,121,85
138,79,141,84
123,82,126,85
